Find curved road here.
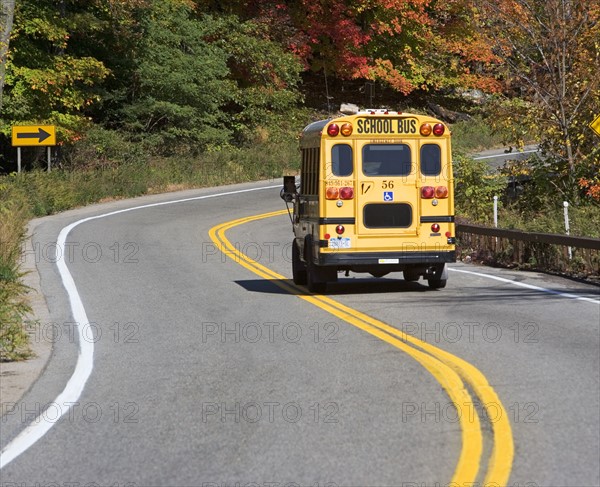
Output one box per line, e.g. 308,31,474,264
1,181,598,486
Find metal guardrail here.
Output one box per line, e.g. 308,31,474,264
456,223,600,277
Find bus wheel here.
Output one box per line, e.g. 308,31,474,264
403,269,420,282
427,264,448,289
292,241,307,285
307,263,327,293
427,278,447,289
305,248,330,294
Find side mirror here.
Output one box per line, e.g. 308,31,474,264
280,175,297,202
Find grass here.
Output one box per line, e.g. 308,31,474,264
0,187,33,361
497,202,600,239
451,115,509,154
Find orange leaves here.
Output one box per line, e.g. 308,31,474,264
369,59,414,95
579,178,600,202
205,0,505,94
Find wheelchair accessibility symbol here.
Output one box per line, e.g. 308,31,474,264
383,191,394,201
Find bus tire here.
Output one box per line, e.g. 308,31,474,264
305,240,327,293
427,264,448,289
403,268,420,282
292,241,307,285
427,278,447,289
307,261,327,293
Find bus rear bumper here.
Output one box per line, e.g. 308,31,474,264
316,250,456,268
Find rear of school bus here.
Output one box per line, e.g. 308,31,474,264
283,110,456,292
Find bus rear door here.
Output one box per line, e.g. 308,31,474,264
355,140,419,243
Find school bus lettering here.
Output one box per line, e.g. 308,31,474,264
280,109,454,293
356,117,417,135
398,118,417,134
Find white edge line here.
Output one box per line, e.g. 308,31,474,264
0,184,279,469
449,267,600,304
472,149,539,160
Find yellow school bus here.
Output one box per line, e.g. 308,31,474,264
281,109,455,293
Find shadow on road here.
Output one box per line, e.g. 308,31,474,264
234,277,600,302
235,277,435,296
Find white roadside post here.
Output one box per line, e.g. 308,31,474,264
563,201,572,260
493,195,498,228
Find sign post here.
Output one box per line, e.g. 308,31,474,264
11,125,57,172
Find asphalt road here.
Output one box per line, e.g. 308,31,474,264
1,180,598,486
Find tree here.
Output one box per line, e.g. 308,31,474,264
116,0,302,153
0,0,15,109
194,0,502,96
360,0,502,93
116,1,234,152
208,15,302,144
0,0,110,141
478,0,600,202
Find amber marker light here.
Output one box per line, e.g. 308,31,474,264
326,187,339,199
340,123,353,136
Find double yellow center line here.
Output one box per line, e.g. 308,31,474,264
209,210,514,485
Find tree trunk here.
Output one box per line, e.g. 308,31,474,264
0,0,15,111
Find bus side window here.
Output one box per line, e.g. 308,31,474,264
332,144,353,177
420,144,441,176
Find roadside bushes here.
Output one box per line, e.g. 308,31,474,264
0,186,32,361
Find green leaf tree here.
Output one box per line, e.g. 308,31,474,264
118,0,301,153
0,0,110,141
0,0,15,110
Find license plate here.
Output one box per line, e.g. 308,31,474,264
329,237,351,249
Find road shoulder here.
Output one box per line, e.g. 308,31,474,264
1,225,52,411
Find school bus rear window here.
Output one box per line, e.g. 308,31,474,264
362,144,411,176
332,144,353,176
420,144,441,176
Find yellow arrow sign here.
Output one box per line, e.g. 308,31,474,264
590,114,600,138
12,125,56,146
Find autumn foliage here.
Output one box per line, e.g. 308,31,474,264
196,0,502,94
0,0,598,204
477,0,600,202
0,0,506,147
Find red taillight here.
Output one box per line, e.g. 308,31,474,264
421,186,435,198
339,186,354,199
435,186,449,198
420,123,432,136
445,231,452,238
324,233,331,240
336,225,345,235
340,123,353,136
433,123,445,136
431,223,440,233
326,187,339,199
327,124,340,137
